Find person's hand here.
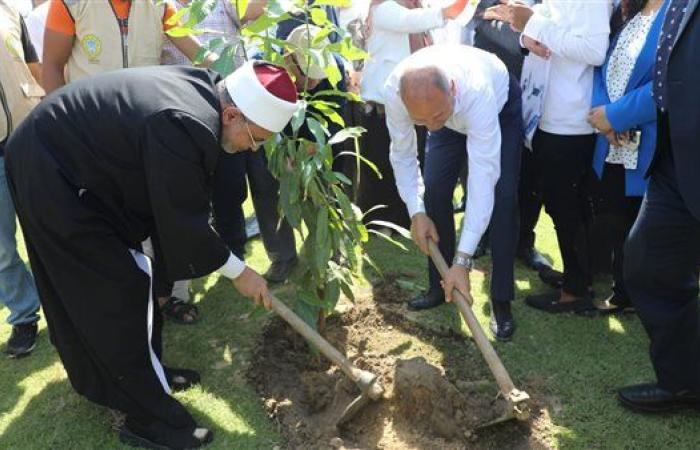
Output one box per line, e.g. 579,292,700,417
410,212,439,255
443,0,468,20
232,267,273,310
604,130,630,147
441,264,472,304
587,106,613,134
483,4,509,22
522,35,551,59
502,0,534,32
485,1,534,32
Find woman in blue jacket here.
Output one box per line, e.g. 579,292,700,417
586,0,668,314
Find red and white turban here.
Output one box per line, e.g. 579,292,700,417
224,61,299,133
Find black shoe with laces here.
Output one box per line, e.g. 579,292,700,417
5,322,38,358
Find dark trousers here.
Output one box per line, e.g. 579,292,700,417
517,144,544,253
624,146,700,394
532,130,595,296
425,76,522,303
587,163,642,302
212,151,297,265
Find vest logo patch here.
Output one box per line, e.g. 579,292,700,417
81,34,102,62
4,34,21,61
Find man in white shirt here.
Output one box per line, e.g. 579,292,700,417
489,0,612,313
385,44,523,341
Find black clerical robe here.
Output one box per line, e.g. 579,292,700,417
5,66,231,427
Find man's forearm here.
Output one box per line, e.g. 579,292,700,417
42,64,66,94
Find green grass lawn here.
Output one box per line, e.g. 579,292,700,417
1,212,699,449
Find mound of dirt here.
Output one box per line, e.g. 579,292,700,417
249,278,550,449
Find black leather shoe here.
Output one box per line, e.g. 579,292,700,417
263,257,298,284
517,247,552,272
538,266,564,288
618,383,700,413
407,290,445,311
489,315,516,342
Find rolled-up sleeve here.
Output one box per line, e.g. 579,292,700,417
385,89,425,218
457,86,501,255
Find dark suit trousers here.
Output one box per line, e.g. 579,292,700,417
624,147,700,394
532,130,595,296
425,76,522,303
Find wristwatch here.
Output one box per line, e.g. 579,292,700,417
453,253,474,271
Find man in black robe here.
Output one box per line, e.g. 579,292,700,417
4,61,299,449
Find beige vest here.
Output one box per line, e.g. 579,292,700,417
65,0,166,83
0,1,43,142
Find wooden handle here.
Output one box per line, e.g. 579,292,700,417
268,294,364,383
427,239,517,397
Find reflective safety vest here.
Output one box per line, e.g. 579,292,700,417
0,0,43,142
64,0,166,83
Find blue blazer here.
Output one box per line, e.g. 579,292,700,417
591,1,668,197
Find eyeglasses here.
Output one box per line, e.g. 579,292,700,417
243,117,266,151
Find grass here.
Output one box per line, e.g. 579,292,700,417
2,210,700,449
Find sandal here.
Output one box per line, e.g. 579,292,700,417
164,367,201,392
525,292,595,314
160,297,199,325
119,417,212,449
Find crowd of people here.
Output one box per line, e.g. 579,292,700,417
0,0,698,448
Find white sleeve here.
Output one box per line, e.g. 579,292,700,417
522,4,610,66
457,86,501,255
216,253,246,279
372,1,446,34
386,91,425,218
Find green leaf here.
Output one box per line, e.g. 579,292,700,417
313,0,351,6
210,45,238,76
328,127,364,145
243,12,287,33
324,279,341,310
333,171,352,185
311,89,361,102
339,277,355,302
313,103,345,127
310,7,328,26
235,0,249,21
294,297,321,329
366,220,411,239
306,117,327,147
324,60,342,88
368,228,408,251
336,151,381,178
290,103,307,134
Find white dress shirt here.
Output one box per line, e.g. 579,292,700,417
384,44,509,255
360,1,445,104
522,0,612,135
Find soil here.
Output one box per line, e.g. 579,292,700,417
249,275,554,449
